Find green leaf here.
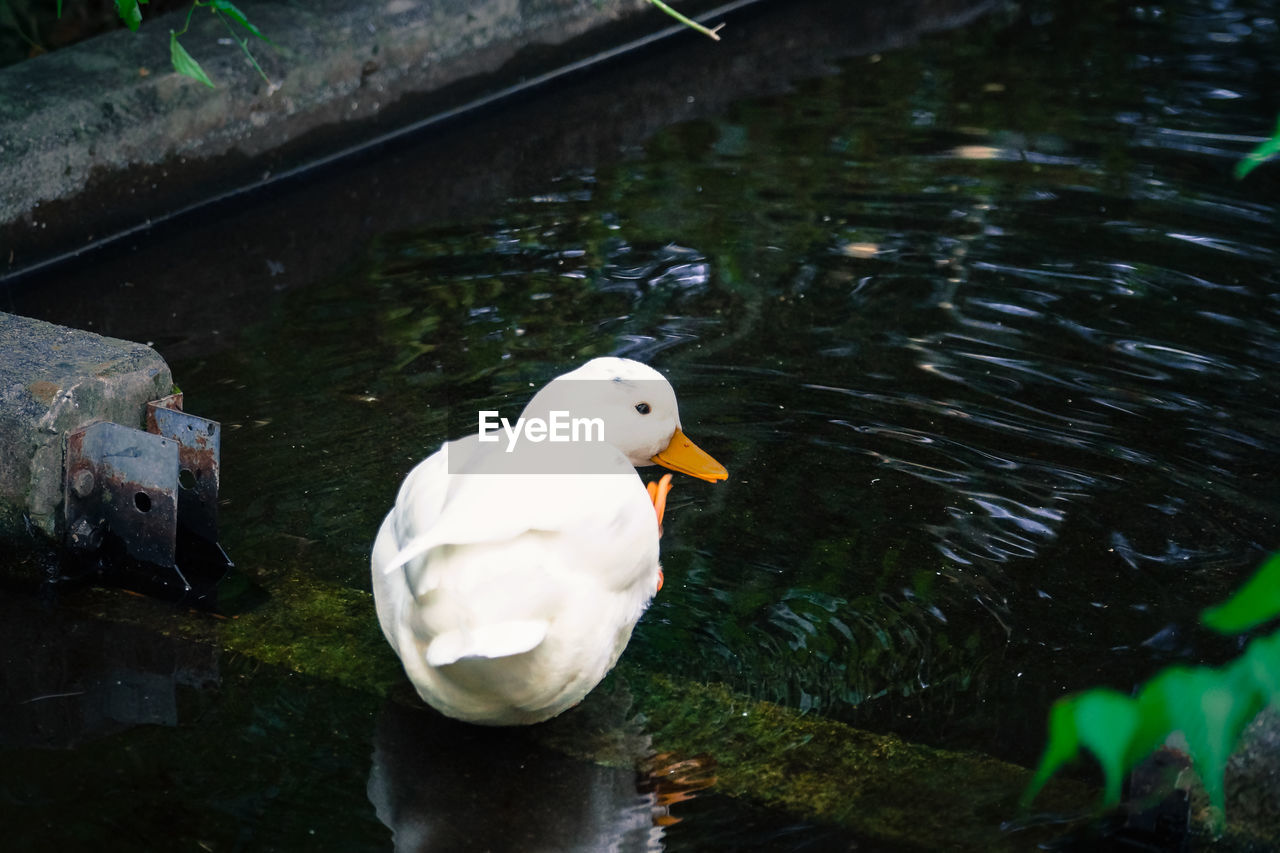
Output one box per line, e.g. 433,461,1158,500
210,0,272,43
1022,695,1082,807
170,32,215,88
1072,689,1141,805
1027,554,1280,818
1202,552,1280,633
1140,666,1263,813
1236,631,1280,704
116,0,142,32
1127,678,1176,765
1235,114,1280,180
1023,689,1140,807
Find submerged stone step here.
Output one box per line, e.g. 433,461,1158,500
25,568,1098,850
0,311,173,542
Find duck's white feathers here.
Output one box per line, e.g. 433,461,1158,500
370,382,666,725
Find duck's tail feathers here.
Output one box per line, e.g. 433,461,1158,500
425,620,549,667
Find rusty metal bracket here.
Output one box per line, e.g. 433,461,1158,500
65,421,180,566
63,395,222,569
147,395,220,544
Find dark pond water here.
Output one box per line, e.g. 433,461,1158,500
3,0,1279,848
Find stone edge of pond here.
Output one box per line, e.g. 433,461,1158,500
0,0,737,278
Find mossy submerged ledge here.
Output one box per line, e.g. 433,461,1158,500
231,582,1098,848
68,568,1096,850
66,567,1280,849
220,574,404,696
52,509,1276,849
606,667,1093,850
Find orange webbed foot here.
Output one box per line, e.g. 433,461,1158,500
647,473,673,530
648,473,673,592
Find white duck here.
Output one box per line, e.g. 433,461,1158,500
371,357,727,725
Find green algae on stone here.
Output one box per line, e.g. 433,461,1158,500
610,665,1094,851
219,575,403,697
50,569,1097,851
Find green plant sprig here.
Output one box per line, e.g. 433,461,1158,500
169,0,273,88
646,0,724,41
102,0,272,88
1022,552,1280,831
93,1,714,89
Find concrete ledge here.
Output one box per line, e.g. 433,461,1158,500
0,0,709,275
0,311,172,539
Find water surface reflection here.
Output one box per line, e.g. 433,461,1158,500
323,0,1280,765
369,700,663,852
1,0,1278,846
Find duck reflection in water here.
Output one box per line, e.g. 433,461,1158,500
369,698,717,852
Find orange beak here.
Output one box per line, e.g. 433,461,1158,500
652,428,728,483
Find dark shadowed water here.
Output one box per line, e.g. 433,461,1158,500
2,0,1279,848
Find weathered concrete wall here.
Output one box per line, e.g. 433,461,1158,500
0,0,690,274
0,312,172,539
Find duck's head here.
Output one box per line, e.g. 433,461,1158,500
522,357,728,483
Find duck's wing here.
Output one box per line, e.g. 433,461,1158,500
372,436,489,646
378,440,660,668
372,434,483,574
383,441,656,593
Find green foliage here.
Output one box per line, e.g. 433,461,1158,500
207,0,265,42
167,0,272,87
115,0,142,32
1235,114,1280,180
1023,554,1280,822
1204,552,1280,632
41,0,276,87
51,2,712,89
168,26,210,87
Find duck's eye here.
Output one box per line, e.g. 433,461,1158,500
635,402,651,415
